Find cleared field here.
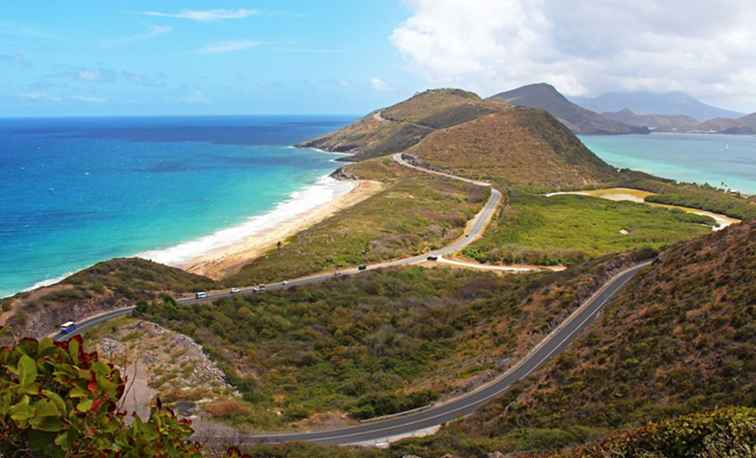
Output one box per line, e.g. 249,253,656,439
463,192,714,266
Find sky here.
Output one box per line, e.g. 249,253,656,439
2,1,755,117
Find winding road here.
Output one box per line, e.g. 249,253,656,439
54,150,653,445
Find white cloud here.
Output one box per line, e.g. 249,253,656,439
370,77,389,91
141,9,257,22
180,89,211,105
19,91,61,102
391,0,756,111
102,25,171,47
18,92,106,103
197,40,261,54
70,95,107,103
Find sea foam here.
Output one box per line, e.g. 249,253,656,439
137,175,356,266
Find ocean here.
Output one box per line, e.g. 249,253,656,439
0,116,352,298
579,133,756,195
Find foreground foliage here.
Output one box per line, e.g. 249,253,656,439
558,407,755,458
0,334,206,457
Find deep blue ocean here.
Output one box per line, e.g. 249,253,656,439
0,116,352,297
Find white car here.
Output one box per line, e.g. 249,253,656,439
230,287,241,294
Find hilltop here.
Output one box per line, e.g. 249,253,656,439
0,258,216,342
488,83,649,135
574,90,744,121
405,107,618,190
298,88,509,160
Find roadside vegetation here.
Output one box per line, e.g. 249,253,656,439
463,191,713,266
0,258,216,343
143,250,648,429
225,158,485,286
392,221,755,457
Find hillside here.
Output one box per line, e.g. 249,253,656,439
0,258,216,342
297,88,509,160
574,90,744,120
395,220,755,456
488,83,649,135
602,108,700,131
406,107,618,191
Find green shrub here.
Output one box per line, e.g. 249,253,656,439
0,334,216,457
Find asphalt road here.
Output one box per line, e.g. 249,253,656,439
53,306,135,342
175,153,502,306
205,260,652,445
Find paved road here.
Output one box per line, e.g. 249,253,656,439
175,154,502,306
196,260,651,445
53,306,135,342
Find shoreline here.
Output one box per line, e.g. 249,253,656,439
545,187,741,230
178,178,384,280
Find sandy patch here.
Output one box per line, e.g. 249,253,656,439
181,180,384,279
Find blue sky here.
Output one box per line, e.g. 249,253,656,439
3,1,755,117
1,1,423,116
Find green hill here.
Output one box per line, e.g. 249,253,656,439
406,107,618,191
298,88,509,160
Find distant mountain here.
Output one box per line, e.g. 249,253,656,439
602,109,700,132
488,83,649,135
574,90,743,121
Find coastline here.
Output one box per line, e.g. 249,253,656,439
178,177,383,280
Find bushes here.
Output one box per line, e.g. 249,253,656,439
566,407,756,457
465,192,711,266
0,335,203,457
348,390,438,419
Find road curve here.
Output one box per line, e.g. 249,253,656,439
175,153,502,306
196,260,652,445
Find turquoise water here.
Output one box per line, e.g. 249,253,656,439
579,133,756,195
0,116,352,297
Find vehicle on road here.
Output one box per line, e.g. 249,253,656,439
427,255,439,261
230,287,241,294
358,265,367,271
258,284,266,290
195,291,208,299
59,321,78,335
334,272,343,277
282,280,289,286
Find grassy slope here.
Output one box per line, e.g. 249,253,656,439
463,192,714,266
381,221,754,457
224,157,484,286
1,258,215,341
408,107,617,192
299,89,508,161
143,251,649,429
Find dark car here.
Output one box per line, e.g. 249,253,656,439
358,265,368,271
427,255,439,261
